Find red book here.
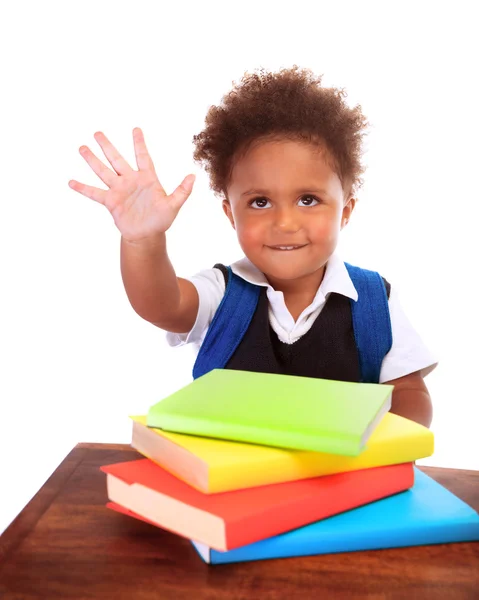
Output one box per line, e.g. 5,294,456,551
100,459,414,551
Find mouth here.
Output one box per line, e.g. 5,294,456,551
267,244,308,251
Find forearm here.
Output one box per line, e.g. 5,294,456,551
120,234,181,323
389,388,433,428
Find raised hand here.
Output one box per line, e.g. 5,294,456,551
68,128,195,242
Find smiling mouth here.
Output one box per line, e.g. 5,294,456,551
267,244,308,251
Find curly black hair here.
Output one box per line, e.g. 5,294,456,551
192,65,370,202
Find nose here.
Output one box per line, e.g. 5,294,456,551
273,205,302,233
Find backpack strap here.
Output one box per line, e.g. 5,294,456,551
345,262,393,383
192,262,393,384
192,265,260,379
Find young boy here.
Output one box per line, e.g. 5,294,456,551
69,66,436,427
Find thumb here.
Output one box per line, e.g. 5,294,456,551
169,174,196,212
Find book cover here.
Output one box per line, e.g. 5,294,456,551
131,412,434,493
146,369,393,455
189,468,479,564
100,459,413,551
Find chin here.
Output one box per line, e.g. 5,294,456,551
262,264,315,282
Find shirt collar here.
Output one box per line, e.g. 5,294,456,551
229,251,359,302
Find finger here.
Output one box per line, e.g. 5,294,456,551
94,131,134,176
79,145,118,187
168,174,196,212
68,179,108,205
132,128,160,177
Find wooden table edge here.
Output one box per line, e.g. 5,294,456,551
1,442,477,569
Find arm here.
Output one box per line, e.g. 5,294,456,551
383,370,433,428
121,233,199,333
69,127,199,333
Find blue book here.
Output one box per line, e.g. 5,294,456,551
191,468,479,564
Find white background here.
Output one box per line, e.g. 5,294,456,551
1,0,478,535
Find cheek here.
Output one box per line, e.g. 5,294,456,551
235,217,266,245
308,212,342,243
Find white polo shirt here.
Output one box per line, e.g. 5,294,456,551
166,252,438,383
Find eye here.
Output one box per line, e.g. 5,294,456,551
247,194,321,209
298,194,320,206
248,197,271,209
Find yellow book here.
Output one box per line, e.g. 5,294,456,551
130,413,433,494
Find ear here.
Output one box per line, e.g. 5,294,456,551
222,199,236,230
341,197,356,230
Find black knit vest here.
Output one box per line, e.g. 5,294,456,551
213,264,391,382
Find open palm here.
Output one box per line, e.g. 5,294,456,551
68,128,195,242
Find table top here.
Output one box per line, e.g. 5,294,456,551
1,443,478,599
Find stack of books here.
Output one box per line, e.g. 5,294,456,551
101,369,479,564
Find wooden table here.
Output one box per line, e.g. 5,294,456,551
1,444,478,599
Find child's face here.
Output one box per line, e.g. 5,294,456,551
223,139,355,291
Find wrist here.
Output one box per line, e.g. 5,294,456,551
121,232,167,250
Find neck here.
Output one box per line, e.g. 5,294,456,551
265,264,327,299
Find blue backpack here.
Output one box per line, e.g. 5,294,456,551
193,263,392,384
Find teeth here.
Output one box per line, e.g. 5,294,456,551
275,246,299,250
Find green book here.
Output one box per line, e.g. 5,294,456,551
147,370,394,456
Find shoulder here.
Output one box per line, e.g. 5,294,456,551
343,261,391,299
380,284,438,382
382,276,391,298
212,263,229,286
186,265,227,295
212,262,265,289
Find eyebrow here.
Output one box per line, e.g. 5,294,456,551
240,188,330,197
